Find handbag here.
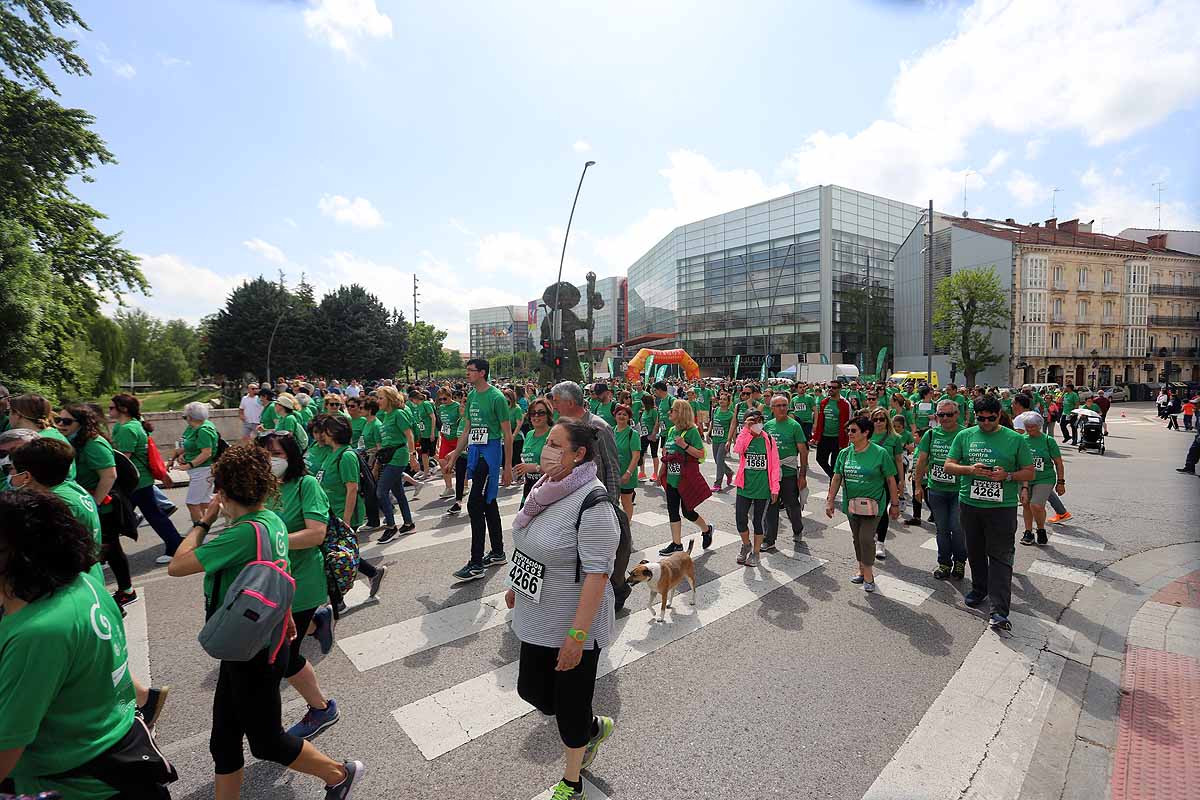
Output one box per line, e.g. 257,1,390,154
848,496,880,516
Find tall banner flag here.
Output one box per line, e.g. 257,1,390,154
759,355,769,383
732,354,741,379
875,347,888,379
606,358,614,379
643,354,655,386
527,301,538,337
820,353,829,365
655,364,668,381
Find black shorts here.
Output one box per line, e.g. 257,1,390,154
621,488,636,497
641,435,659,457
419,438,435,456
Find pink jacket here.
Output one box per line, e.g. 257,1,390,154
732,427,781,495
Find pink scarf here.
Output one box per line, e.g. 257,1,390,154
513,460,597,529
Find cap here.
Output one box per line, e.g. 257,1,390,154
275,393,298,411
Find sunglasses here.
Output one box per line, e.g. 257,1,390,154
54,416,76,426
256,429,294,439
976,414,999,422
529,410,548,417
935,411,958,418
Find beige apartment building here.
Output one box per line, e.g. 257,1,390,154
998,220,1200,388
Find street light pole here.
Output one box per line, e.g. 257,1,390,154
552,160,596,380
266,300,291,385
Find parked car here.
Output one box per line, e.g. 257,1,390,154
1098,385,1127,402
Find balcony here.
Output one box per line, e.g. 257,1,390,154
1101,282,1120,294
1148,315,1200,328
1149,284,1200,297
1101,315,1118,326
1146,348,1199,359
1050,313,1067,324
1052,280,1068,291
1037,347,1129,358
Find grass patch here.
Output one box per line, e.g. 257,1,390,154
132,387,221,413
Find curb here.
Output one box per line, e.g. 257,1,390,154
1020,541,1200,800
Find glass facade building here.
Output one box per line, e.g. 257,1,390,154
468,305,532,358
627,185,922,375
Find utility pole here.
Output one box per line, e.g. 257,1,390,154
926,200,934,384
962,170,974,217
413,274,420,325
1152,181,1166,228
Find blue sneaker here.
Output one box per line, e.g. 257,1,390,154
287,699,340,739
964,591,986,607
989,612,1011,630
453,562,486,582
312,606,334,655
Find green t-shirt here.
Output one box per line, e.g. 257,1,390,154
305,442,330,474
1023,433,1062,486
276,412,308,451
363,417,382,449
870,431,904,467
917,425,961,491
438,401,462,439
733,400,756,429
319,446,364,529
834,442,896,514
51,480,104,586
74,435,116,515
350,415,368,449
194,510,291,617
297,404,314,427
260,403,278,430
613,425,642,490
699,387,714,408
379,407,413,466
416,400,436,440
589,399,618,427
765,415,806,478
312,394,325,415
521,428,549,466
822,397,842,438
790,392,816,422
897,427,915,450
38,426,76,480
1061,391,1080,414
466,385,510,443
663,425,702,488
656,395,675,433
182,420,219,465
267,475,329,612
738,434,771,500
112,419,153,491
947,425,1034,508
709,407,734,441
0,572,136,800
913,398,935,430
640,406,659,438
508,405,525,439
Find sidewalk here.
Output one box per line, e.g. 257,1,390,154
1024,542,1200,800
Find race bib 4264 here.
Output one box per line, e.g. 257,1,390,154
969,479,1003,503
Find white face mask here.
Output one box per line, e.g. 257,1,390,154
270,457,288,478
750,423,764,434
540,445,562,474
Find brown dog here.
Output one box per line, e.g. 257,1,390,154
627,539,697,617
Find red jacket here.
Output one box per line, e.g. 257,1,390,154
810,396,852,448
659,450,713,511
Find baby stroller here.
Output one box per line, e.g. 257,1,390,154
1073,408,1105,454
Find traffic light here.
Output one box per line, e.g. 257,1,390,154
540,340,553,366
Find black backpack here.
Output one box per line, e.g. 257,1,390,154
573,486,632,584
216,437,230,459
112,449,141,493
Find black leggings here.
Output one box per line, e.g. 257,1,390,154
510,437,524,470
816,437,840,477
516,641,601,749
454,453,468,501
285,606,319,680
664,483,699,523
735,494,768,535
640,435,659,461
210,649,304,774
467,458,504,564
876,511,890,543
100,511,132,592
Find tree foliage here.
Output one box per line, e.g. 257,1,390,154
0,0,90,94
409,322,449,377
931,267,1010,388
86,313,125,393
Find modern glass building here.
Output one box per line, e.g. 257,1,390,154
626,185,923,375
468,305,531,358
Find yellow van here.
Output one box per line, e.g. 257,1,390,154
890,371,939,389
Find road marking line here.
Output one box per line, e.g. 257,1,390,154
862,612,1075,800
809,490,827,500
632,511,672,527
920,537,938,551
1048,533,1104,551
161,696,309,757
497,494,523,507
1028,560,1096,586
533,779,609,800
392,549,826,760
125,586,151,686
871,574,934,607
338,532,742,671
359,514,518,560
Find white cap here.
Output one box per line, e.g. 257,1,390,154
1013,411,1043,432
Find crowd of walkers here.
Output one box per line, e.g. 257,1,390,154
0,364,1186,800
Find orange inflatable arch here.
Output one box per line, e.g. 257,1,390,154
625,348,700,382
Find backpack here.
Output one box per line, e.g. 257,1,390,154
197,521,296,664
573,486,631,584
112,449,141,493
145,436,169,482
355,449,377,497
300,474,362,598
216,436,230,460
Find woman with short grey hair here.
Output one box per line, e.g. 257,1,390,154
172,401,219,524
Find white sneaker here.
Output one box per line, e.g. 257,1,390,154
875,542,885,559
155,554,173,565
439,487,455,498
410,481,424,499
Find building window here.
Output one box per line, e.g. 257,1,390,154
1172,335,1180,348
1077,332,1087,349
1127,327,1146,356
1102,332,1112,349
1024,324,1045,356
1104,269,1114,288
1053,298,1064,320
1024,255,1047,288
1077,299,1088,319
1053,264,1064,287
1126,262,1148,293
1126,295,1147,325
1149,335,1156,351
1051,331,1063,349
1078,268,1088,289
1026,291,1046,322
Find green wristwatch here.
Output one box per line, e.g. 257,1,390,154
567,628,588,643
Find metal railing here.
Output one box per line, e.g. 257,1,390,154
1145,348,1199,358
1148,315,1200,328
1149,284,1200,297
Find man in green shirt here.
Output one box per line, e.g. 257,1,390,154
789,382,817,439
944,395,1036,628
763,394,808,550
912,398,966,578
1060,382,1081,444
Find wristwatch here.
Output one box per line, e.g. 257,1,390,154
567,628,588,643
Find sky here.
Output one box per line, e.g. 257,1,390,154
61,0,1200,351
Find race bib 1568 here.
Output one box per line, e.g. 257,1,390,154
969,479,1003,502
745,452,767,470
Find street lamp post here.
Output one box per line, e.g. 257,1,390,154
552,160,596,380
266,299,292,385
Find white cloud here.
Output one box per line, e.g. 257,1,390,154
782,0,1200,209
159,54,190,68
981,150,1009,175
573,140,592,153
1006,170,1047,208
242,237,287,264
1024,138,1044,160
95,42,136,79
105,254,248,324
318,194,384,229
1069,167,1198,234
595,150,790,270
303,0,393,56
283,217,299,229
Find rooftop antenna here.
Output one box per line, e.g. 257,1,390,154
962,170,975,217
1050,187,1061,218
1152,181,1166,229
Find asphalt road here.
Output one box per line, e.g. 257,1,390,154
112,401,1198,799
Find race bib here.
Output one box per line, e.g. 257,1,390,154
918,403,932,413
441,422,451,436
468,427,489,445
711,424,724,439
969,479,1003,503
667,462,682,475
929,464,955,484
745,452,767,470
1033,457,1045,472
794,403,806,412
417,420,426,433
506,549,544,603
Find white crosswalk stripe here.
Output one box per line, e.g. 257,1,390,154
392,548,827,760
337,531,743,671
631,511,672,527
1028,560,1097,586
125,586,151,686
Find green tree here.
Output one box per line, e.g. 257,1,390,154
144,342,192,387
206,277,293,380
86,314,125,392
931,267,1010,388
409,322,449,377
0,0,89,94
311,284,394,377
114,308,159,377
